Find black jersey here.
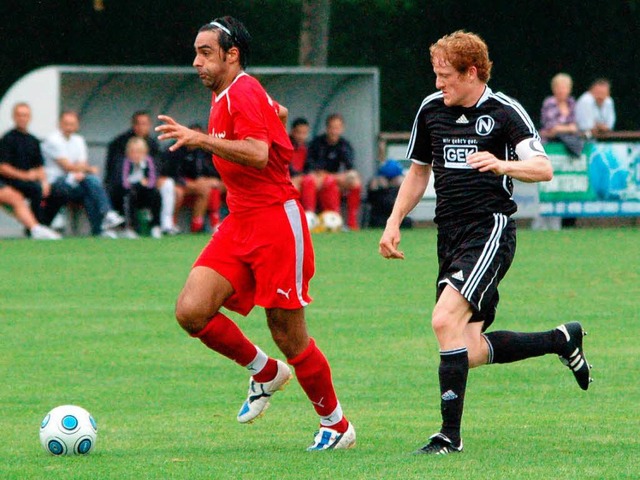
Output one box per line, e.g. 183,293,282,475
307,134,355,173
407,86,542,227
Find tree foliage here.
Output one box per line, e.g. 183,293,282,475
1,0,639,131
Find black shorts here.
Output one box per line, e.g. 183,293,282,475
436,213,516,330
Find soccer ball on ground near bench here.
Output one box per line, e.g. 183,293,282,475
320,210,344,232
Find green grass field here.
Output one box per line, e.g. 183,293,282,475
1,227,638,479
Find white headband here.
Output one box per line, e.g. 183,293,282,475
209,21,232,37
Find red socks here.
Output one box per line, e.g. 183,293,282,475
300,175,317,212
288,338,348,432
346,184,361,230
190,216,205,233
192,313,258,366
193,318,347,431
317,176,341,212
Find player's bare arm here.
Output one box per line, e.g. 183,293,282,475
56,157,94,176
156,115,269,169
467,147,553,183
379,162,432,260
0,162,37,181
277,104,288,127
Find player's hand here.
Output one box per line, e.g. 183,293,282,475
155,115,199,152
379,224,405,260
466,151,507,176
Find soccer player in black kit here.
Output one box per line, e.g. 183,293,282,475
379,31,592,455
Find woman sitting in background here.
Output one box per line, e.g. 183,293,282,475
540,73,582,154
535,72,581,230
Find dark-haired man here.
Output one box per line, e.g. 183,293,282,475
575,78,616,136
379,30,592,455
156,16,355,451
302,114,362,229
288,117,310,192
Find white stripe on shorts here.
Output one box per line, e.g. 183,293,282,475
461,213,507,299
283,199,308,307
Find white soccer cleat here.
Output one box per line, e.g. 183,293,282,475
161,226,181,236
307,422,356,451
100,229,119,239
101,210,125,230
237,360,292,424
120,228,139,239
150,226,162,239
30,224,62,240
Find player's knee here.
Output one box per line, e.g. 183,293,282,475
301,175,315,190
431,310,453,337
175,295,212,334
345,170,361,188
323,175,338,188
195,183,209,197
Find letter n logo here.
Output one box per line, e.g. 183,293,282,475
475,115,495,136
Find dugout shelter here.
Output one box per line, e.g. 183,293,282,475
0,65,379,236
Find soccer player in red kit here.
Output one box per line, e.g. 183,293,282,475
155,16,355,451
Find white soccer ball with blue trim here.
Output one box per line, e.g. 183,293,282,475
39,405,97,455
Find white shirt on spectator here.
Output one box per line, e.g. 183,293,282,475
41,129,89,184
575,92,616,132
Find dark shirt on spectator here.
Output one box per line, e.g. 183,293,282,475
307,134,354,173
0,129,44,173
161,146,219,185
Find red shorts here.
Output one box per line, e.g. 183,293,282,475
193,199,315,315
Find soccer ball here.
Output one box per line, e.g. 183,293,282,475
319,210,344,232
39,405,97,456
305,211,322,233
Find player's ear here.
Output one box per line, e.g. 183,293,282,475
467,66,478,80
226,46,240,64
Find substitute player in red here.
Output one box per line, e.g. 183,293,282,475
156,16,355,451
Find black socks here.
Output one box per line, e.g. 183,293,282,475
483,329,564,364
439,348,469,446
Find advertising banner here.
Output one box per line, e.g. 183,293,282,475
539,142,640,216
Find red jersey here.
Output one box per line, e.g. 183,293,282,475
290,141,308,174
208,72,297,213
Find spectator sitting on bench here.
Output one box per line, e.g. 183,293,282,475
105,111,177,234
301,114,362,230
0,180,60,239
121,137,162,239
41,110,124,237
161,123,225,233
0,102,51,230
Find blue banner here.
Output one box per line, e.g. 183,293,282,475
539,142,640,217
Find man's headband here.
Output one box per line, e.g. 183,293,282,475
209,21,232,38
